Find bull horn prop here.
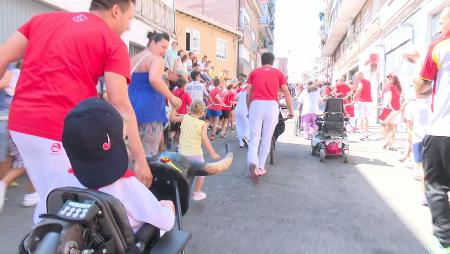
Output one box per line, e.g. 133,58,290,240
188,144,233,176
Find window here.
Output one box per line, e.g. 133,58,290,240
186,28,200,52
431,12,441,40
129,42,145,57
216,39,228,60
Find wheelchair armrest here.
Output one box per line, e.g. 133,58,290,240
135,224,160,251
149,230,191,254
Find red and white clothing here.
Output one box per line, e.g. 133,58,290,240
247,67,287,169
9,12,131,223
208,87,223,111
420,35,450,136
354,79,373,119
56,169,175,233
222,89,236,111
173,88,192,115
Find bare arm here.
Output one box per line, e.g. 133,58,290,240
201,124,220,160
416,79,433,96
246,84,253,111
105,72,152,187
353,82,363,100
280,84,294,118
0,70,12,90
149,57,181,109
0,32,27,78
169,108,184,123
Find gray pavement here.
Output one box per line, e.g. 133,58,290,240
0,120,432,253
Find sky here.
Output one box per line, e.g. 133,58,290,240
273,0,323,82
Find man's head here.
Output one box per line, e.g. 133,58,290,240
90,0,135,35
176,77,187,89
147,31,170,57
202,55,208,62
339,75,346,82
440,7,450,37
213,78,221,87
355,72,364,81
261,52,275,66
191,70,201,81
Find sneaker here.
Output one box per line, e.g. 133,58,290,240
8,181,19,188
255,168,267,176
0,181,6,212
242,137,249,148
192,191,207,201
428,239,450,254
22,192,40,207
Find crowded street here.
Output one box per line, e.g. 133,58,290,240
0,116,431,253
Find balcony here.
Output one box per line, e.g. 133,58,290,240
322,0,367,56
135,0,175,35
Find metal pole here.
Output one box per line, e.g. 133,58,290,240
173,181,183,230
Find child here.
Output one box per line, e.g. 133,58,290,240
170,100,220,201
171,77,192,140
206,78,225,140
219,83,235,138
57,98,175,232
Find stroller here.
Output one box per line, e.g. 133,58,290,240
311,98,350,163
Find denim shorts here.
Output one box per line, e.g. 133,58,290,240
412,141,423,163
206,109,222,118
0,121,9,161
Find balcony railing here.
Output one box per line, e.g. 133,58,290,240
135,0,175,35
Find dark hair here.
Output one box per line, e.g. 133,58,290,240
176,77,187,88
181,55,188,62
147,31,170,46
90,0,135,11
388,73,402,94
177,50,184,56
189,52,195,56
213,78,220,87
261,52,275,65
191,70,201,80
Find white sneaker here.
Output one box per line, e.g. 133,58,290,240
192,191,207,201
22,192,40,207
0,181,6,212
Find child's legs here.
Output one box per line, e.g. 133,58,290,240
185,156,206,192
301,114,310,138
1,167,25,185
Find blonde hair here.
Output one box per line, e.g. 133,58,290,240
190,100,206,115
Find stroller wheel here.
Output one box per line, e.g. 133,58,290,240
319,149,325,162
343,150,349,163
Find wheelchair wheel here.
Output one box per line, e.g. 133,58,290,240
343,149,349,163
269,137,275,165
319,149,325,162
311,145,317,156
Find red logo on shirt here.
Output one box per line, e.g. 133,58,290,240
102,134,111,151
51,143,62,154
72,14,88,23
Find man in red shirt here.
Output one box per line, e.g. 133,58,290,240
246,52,294,178
353,72,373,140
0,0,152,223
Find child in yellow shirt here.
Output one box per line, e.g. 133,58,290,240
170,100,220,200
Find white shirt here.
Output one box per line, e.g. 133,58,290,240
186,81,209,102
55,171,175,233
235,91,248,116
298,89,320,116
405,98,432,143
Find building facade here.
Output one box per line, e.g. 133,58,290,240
175,0,276,78
0,0,176,56
320,0,449,123
175,7,242,79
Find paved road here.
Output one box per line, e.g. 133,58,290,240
0,120,431,253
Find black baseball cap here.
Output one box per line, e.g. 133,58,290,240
62,98,128,189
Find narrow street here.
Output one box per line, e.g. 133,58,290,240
0,119,432,253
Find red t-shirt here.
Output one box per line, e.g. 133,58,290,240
335,82,351,98
173,88,192,115
383,83,401,111
247,67,287,101
9,12,130,141
208,87,223,111
355,79,372,102
222,90,236,110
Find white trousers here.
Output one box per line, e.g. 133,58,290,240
247,100,279,169
10,131,72,223
235,111,249,146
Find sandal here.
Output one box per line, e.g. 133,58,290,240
255,168,267,176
